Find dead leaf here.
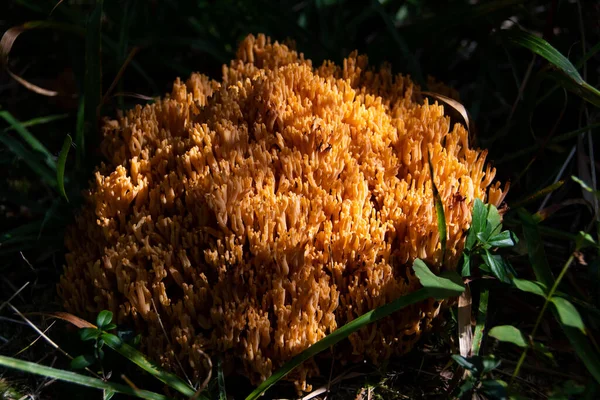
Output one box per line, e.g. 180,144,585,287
422,91,476,142
45,311,96,329
0,24,77,97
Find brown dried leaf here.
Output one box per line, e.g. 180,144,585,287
422,91,476,141
0,24,74,97
45,311,96,329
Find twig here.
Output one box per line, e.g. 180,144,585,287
0,281,30,312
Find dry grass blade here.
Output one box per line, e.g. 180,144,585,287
13,321,56,357
101,46,140,107
120,374,140,391
8,303,102,379
7,70,61,97
150,299,193,387
50,0,65,16
189,349,212,400
111,92,155,101
422,91,474,136
0,281,29,312
0,26,72,97
44,311,95,329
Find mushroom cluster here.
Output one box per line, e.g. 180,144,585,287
59,34,507,391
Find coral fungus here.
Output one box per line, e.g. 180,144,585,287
59,34,508,390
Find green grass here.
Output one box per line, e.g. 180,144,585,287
1,0,600,399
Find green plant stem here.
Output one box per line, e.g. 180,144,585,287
510,253,576,386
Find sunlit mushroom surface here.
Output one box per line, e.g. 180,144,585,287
59,34,507,391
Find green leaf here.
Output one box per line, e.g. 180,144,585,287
100,333,196,398
550,297,585,331
502,29,582,82
574,230,598,250
101,333,123,347
482,250,512,284
451,354,477,372
57,134,72,202
96,311,113,329
477,231,491,245
482,356,502,374
0,133,57,187
413,259,465,300
104,323,117,331
480,379,508,400
512,278,547,297
70,354,95,370
247,261,463,400
466,198,486,250
518,209,555,287
456,378,476,399
489,325,528,348
561,324,600,385
572,176,600,199
0,355,170,400
546,70,600,107
79,328,101,342
451,355,499,376
485,203,502,238
488,231,517,248
103,390,115,400
460,253,471,277
501,29,600,107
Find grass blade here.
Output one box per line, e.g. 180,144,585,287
472,287,489,356
57,134,72,201
0,355,171,400
100,333,197,398
218,357,226,400
428,151,447,262
246,260,464,399
4,114,69,130
502,29,583,84
246,289,432,399
0,111,56,170
0,132,56,186
502,29,600,107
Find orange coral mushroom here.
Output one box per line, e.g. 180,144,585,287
58,33,508,391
